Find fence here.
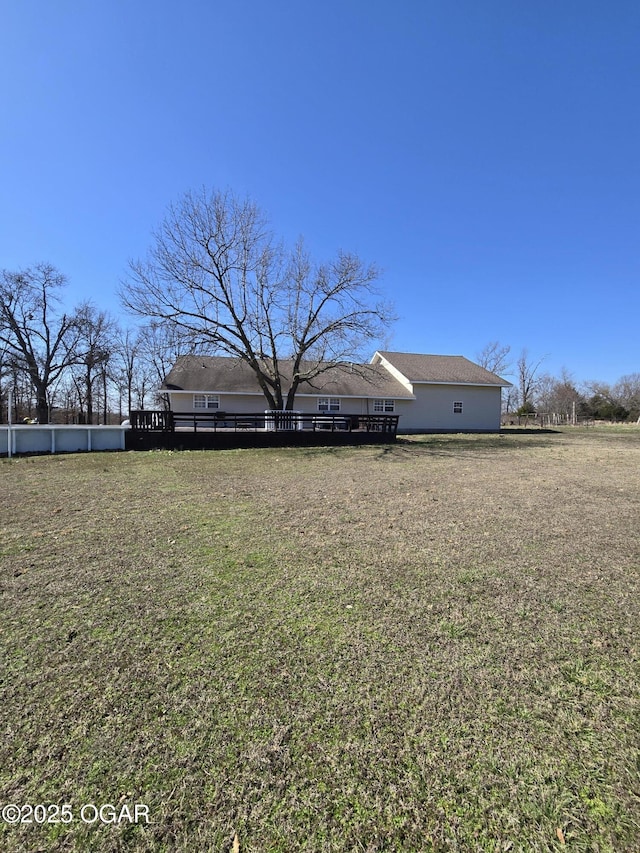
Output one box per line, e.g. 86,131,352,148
1,411,400,456
1,424,128,457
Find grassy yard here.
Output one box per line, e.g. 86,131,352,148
1,427,639,852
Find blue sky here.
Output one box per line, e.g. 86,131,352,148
1,0,638,385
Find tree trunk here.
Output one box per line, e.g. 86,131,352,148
102,368,108,424
35,386,49,424
285,379,300,411
86,365,93,424
258,380,279,411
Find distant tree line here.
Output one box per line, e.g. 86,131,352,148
2,267,638,427
3,187,398,420
0,263,184,424
477,341,640,424
1,187,638,426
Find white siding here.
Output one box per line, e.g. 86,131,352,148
168,392,380,416
396,384,502,432
166,385,502,432
169,392,264,414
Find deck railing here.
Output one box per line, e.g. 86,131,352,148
130,409,174,431
129,410,399,435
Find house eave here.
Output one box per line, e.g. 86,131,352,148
162,388,416,401
411,380,513,388
292,391,415,401
161,389,264,396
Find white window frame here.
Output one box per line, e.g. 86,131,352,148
318,397,340,412
194,394,220,410
453,401,463,414
373,399,395,413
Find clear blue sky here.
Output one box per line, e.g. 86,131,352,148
1,0,638,385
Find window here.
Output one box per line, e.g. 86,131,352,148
453,401,463,414
318,397,340,412
373,399,395,413
194,394,219,410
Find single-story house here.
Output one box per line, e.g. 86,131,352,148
160,351,511,433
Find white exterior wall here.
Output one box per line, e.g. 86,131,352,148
396,384,502,432
168,392,386,416
167,387,502,431
169,391,265,414
293,397,375,415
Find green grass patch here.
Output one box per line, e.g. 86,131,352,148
1,428,640,851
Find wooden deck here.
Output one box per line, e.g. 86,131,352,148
126,410,399,450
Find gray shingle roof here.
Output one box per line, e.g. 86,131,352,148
161,355,414,398
376,352,511,386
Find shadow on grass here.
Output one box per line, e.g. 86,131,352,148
499,427,561,435
377,432,562,460
297,431,561,462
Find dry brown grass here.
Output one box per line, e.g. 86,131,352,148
1,427,639,851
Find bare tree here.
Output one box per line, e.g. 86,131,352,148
113,327,142,418
72,303,118,424
0,264,80,423
613,373,640,422
476,341,512,376
135,322,190,410
516,348,545,413
536,369,587,424
0,341,10,422
121,188,395,410
584,374,640,423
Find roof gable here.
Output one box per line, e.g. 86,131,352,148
374,351,512,387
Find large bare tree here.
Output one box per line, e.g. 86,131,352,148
0,264,80,423
121,188,394,410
